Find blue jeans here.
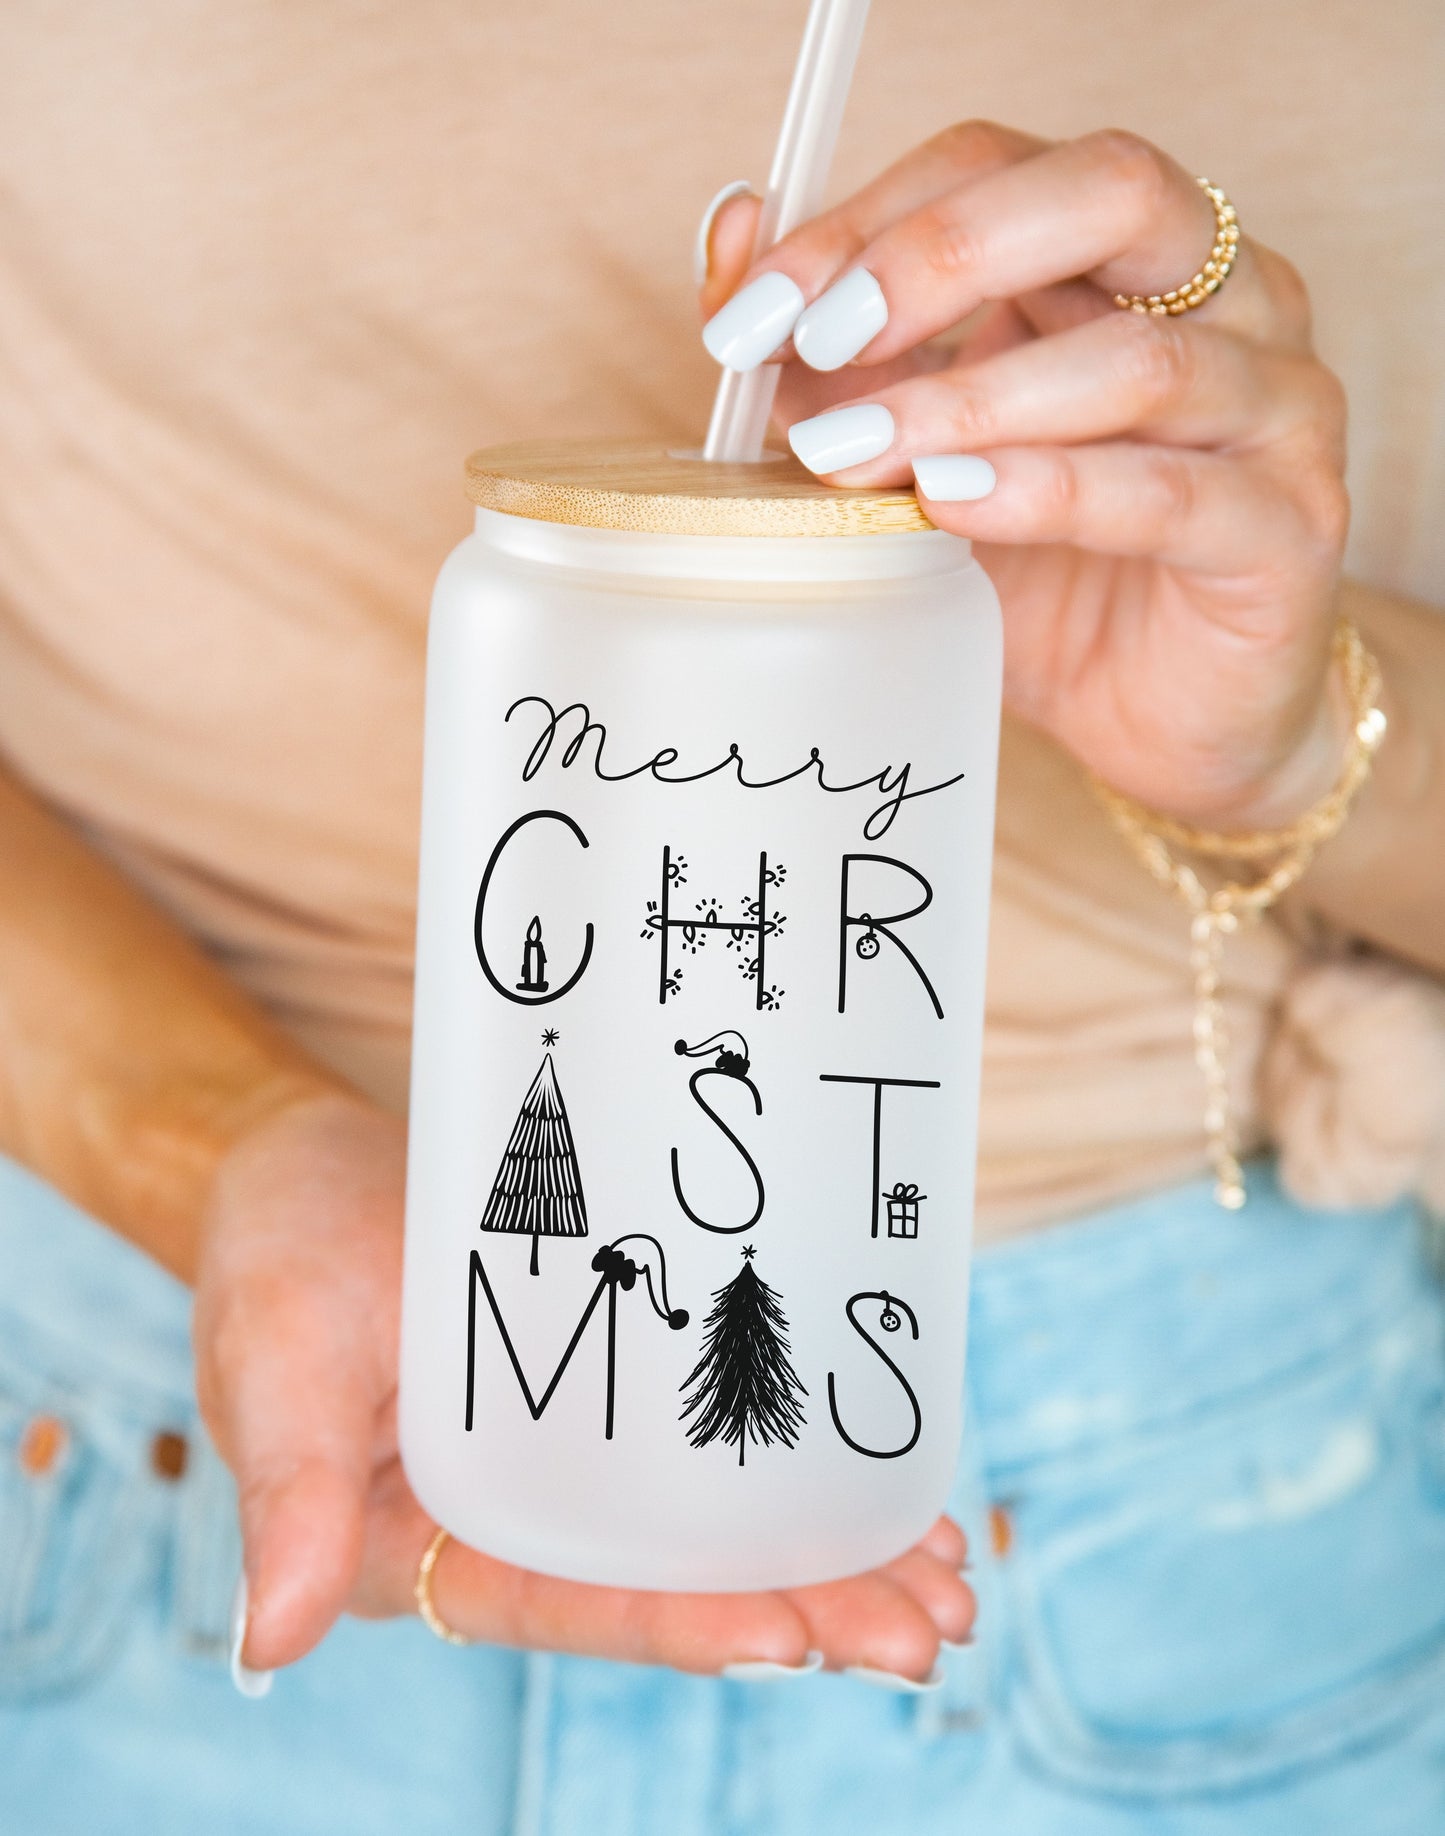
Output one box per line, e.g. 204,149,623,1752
4,1152,1445,1835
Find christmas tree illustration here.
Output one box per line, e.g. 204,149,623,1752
679,1247,807,1465
480,1047,587,1275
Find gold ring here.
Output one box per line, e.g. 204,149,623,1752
414,1528,471,1646
1113,178,1241,316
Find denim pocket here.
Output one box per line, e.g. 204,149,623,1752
996,1301,1445,1798
0,1349,160,1700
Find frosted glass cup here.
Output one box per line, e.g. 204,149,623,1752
399,441,1002,1592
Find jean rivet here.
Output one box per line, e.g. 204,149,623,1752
17,1413,68,1478
150,1430,189,1482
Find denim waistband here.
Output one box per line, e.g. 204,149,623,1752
967,1163,1430,1479
0,1152,1428,1470
0,1155,194,1415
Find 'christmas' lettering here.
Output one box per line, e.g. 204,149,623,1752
837,854,944,1018
670,1033,766,1234
818,1074,942,1239
827,1291,923,1460
474,811,593,1006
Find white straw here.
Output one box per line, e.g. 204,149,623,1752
702,0,871,463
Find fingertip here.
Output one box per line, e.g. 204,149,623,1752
644,1588,813,1677
883,1548,977,1648
857,1597,943,1683
697,189,764,316
240,1459,367,1670
912,453,998,506
228,1572,273,1699
920,1513,969,1568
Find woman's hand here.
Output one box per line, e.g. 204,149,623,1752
195,1091,974,1680
700,123,1352,830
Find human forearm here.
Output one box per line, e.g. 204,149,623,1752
1292,582,1445,976
0,762,342,1281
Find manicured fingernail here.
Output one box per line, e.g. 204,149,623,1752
793,269,889,372
844,1662,947,1694
788,403,895,475
911,454,997,502
940,1635,976,1652
722,1649,825,1682
702,271,806,371
229,1574,274,1700
693,180,755,287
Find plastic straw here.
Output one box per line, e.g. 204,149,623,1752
701,0,871,463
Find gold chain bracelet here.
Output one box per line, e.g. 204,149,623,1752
1091,620,1387,1209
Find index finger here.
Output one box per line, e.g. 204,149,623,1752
791,131,1278,373
702,120,1043,370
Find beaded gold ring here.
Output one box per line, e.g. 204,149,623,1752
414,1528,472,1646
1113,177,1241,316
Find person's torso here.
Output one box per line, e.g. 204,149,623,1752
0,0,1440,1234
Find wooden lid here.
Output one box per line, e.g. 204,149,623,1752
464,439,931,537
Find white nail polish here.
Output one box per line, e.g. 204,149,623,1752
229,1574,275,1700
843,1661,947,1694
692,180,754,287
722,1649,825,1682
793,269,889,372
701,271,806,372
787,404,895,475
911,454,997,502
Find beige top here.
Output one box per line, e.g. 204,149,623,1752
0,1,1440,1238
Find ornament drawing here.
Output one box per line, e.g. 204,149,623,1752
467,1234,688,1440
837,853,944,1018
827,1290,923,1460
480,1047,588,1275
679,1247,807,1465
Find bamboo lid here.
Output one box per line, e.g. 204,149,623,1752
464,439,931,537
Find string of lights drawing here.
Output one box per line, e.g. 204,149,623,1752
479,1040,587,1275
670,1031,765,1234
641,846,786,1010
679,1246,807,1465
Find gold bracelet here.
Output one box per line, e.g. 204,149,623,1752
1091,619,1387,1209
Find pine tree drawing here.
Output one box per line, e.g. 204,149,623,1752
480,1050,587,1275
679,1247,807,1465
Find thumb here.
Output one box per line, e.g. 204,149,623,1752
698,187,763,318
211,1298,377,1672
194,1092,408,1672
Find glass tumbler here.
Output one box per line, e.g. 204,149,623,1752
399,441,1001,1591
